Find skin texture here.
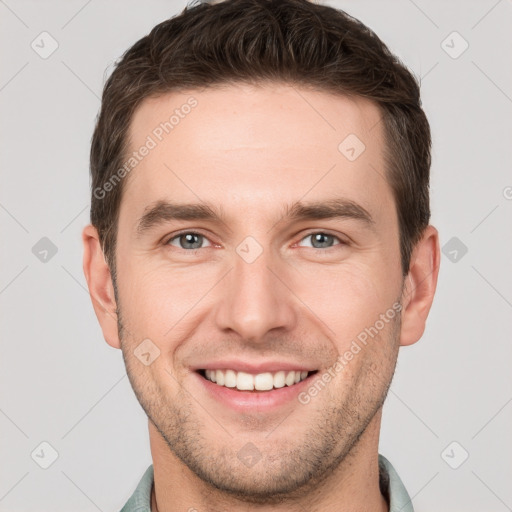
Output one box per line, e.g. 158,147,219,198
83,83,440,512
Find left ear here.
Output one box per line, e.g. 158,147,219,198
399,225,440,346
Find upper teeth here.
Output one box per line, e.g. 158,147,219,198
204,369,309,391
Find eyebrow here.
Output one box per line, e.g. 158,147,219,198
135,198,375,237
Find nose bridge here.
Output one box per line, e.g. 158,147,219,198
214,237,297,341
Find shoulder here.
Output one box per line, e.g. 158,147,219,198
120,465,154,512
378,454,415,512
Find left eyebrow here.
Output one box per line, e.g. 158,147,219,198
135,197,376,237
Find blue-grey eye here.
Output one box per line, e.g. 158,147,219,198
299,232,341,249
167,232,212,250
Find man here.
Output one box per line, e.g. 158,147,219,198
82,0,440,510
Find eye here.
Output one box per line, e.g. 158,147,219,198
297,232,344,250
166,232,213,250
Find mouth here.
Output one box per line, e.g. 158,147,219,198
196,369,319,393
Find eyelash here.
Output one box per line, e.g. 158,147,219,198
164,230,347,253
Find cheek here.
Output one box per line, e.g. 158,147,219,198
292,259,399,343
117,258,217,337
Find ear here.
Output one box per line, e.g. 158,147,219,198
399,225,440,346
82,224,121,349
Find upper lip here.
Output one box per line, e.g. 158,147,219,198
192,360,318,374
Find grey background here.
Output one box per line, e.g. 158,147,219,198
1,0,511,510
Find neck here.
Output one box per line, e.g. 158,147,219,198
148,414,388,512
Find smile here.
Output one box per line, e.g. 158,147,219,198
198,369,317,392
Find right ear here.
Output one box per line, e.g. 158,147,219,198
82,224,121,349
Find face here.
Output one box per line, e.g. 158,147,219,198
113,83,405,500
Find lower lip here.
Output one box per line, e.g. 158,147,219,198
194,371,316,413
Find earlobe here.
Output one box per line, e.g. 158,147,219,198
82,224,121,349
399,225,441,347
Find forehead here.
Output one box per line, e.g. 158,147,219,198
121,83,392,226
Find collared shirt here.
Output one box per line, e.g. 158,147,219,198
120,453,414,511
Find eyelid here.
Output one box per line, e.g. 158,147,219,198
294,230,347,249
164,229,216,248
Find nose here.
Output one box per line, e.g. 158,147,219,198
214,243,298,343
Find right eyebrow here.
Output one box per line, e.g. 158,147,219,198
136,200,226,237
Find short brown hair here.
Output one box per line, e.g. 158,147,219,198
90,0,431,279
